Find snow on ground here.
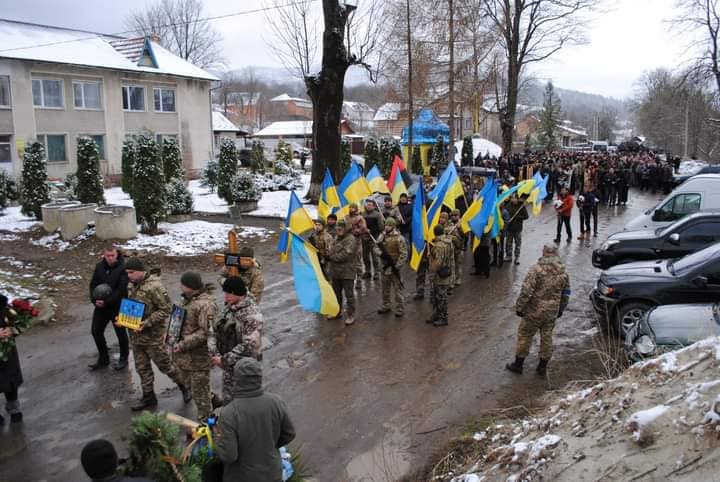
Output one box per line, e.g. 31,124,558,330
0,206,40,232
443,336,720,481
122,220,269,256
454,137,503,164
29,229,94,251
104,174,316,219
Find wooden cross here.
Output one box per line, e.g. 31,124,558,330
213,229,240,277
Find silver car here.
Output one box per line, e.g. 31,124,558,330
625,302,720,360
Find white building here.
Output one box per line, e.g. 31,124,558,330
0,19,218,180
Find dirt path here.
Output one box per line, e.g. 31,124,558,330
0,191,662,481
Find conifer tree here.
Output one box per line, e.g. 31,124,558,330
217,138,238,204
132,135,166,234
363,137,380,174
20,141,50,219
461,136,474,166
250,140,266,173
121,139,136,195
162,137,184,182
75,136,105,205
340,138,351,173
539,81,561,152
432,135,448,172
411,145,423,175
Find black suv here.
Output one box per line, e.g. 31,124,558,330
592,211,720,269
590,242,720,336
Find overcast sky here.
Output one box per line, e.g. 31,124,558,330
2,0,688,99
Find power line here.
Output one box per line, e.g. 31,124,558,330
0,0,320,54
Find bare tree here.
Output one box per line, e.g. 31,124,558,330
125,0,223,69
264,0,319,82
481,0,597,154
672,0,720,98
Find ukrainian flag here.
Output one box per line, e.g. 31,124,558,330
339,161,372,205
318,169,341,220
526,172,548,215
387,158,408,204
366,165,391,194
289,232,340,316
427,162,464,209
460,177,497,235
277,191,315,262
410,178,429,271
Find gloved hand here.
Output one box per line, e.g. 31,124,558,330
516,310,524,318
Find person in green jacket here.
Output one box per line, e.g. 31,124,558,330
215,358,296,482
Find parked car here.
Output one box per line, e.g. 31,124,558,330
592,211,720,269
590,242,720,336
623,174,720,231
624,302,720,361
672,162,720,186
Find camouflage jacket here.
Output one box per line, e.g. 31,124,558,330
445,221,466,252
515,255,570,322
328,232,358,280
239,261,264,303
309,230,334,263
429,234,455,286
382,206,402,224
208,296,263,366
174,284,217,371
375,229,408,274
126,272,171,346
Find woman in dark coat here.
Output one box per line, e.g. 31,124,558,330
0,293,23,423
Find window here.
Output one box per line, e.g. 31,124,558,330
73,81,102,109
153,88,175,112
680,222,720,243
32,78,63,108
465,119,472,129
122,85,145,111
0,76,10,108
0,135,11,162
37,135,67,162
658,193,701,222
79,135,105,159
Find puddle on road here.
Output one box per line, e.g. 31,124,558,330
344,427,412,481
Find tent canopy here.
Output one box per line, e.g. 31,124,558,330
401,108,450,146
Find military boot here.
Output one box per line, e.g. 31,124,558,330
178,384,192,404
131,392,158,411
113,356,128,371
505,357,525,374
537,359,549,376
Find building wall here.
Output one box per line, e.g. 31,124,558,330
0,59,212,180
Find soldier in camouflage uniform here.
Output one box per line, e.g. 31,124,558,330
209,277,263,405
506,244,571,376
374,218,408,316
428,225,454,327
309,218,334,278
448,209,467,287
327,220,358,326
220,247,264,303
381,196,402,224
124,258,191,411
172,272,217,421
347,203,367,278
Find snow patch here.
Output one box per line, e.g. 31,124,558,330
628,405,670,429
0,206,40,233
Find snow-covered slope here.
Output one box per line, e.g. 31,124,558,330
447,337,720,481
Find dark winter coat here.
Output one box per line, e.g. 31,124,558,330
0,295,22,394
397,202,413,235
215,358,296,482
506,201,529,233
89,254,128,319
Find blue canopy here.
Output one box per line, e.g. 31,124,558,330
401,108,450,146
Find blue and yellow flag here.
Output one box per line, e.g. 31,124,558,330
366,165,391,194
339,161,372,205
526,172,549,216
410,178,429,271
277,191,315,262
460,177,497,235
289,232,340,316
388,157,408,204
318,169,341,220
427,162,464,209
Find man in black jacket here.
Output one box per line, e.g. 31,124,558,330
88,247,129,370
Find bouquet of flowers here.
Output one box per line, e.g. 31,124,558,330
1,299,37,362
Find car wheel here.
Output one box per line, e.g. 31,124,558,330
616,302,651,339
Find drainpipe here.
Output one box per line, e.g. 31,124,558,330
210,79,222,159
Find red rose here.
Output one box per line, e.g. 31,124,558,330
31,309,39,317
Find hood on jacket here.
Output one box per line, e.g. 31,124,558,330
232,357,263,398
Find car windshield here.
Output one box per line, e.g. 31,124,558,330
668,243,720,276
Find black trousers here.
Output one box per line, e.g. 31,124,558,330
556,216,572,240
91,309,129,360
473,246,491,276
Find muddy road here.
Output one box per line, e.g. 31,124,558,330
0,191,662,481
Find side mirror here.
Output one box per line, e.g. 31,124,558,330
693,276,708,288
651,210,664,222
668,233,680,245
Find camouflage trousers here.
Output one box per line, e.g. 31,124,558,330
178,369,213,421
221,366,234,405
381,272,404,314
332,278,356,317
506,230,522,258
430,283,448,324
415,257,428,296
362,238,381,276
454,249,464,286
133,343,183,395
515,317,556,361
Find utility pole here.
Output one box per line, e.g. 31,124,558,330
684,97,689,159
406,0,414,165
448,0,455,162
